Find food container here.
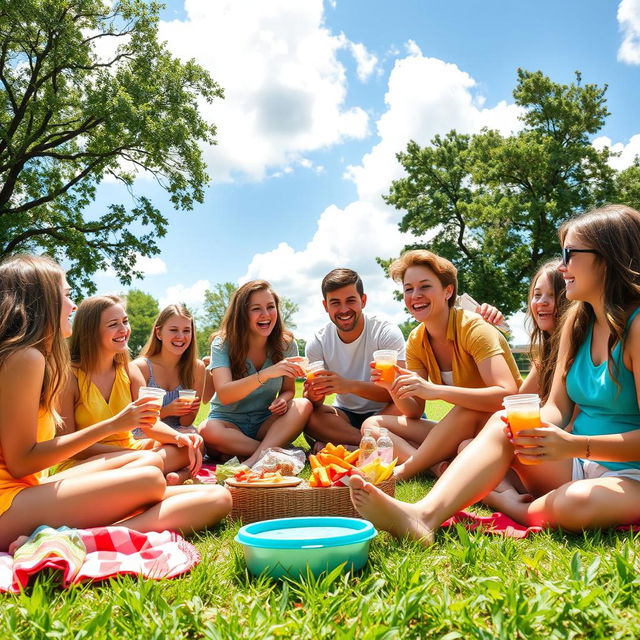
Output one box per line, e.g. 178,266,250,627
235,516,377,578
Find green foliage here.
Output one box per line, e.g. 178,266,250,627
384,69,637,314
296,337,307,356
125,289,159,356
0,0,223,295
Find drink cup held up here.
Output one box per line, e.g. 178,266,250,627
178,388,197,405
138,387,165,425
373,349,397,384
502,393,541,465
305,361,325,381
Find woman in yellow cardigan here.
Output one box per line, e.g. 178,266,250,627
364,250,521,480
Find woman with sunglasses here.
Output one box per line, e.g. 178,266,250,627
349,204,640,542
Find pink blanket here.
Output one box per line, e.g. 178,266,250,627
0,526,200,594
442,510,640,537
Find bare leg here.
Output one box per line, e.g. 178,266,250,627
392,406,492,480
244,398,312,467
349,413,572,544
199,418,261,458
45,449,164,481
0,467,167,550
489,477,640,530
304,405,361,446
121,484,232,534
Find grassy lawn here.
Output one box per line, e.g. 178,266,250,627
3,390,640,638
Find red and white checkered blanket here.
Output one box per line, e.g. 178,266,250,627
0,526,200,593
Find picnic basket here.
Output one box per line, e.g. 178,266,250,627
227,477,395,524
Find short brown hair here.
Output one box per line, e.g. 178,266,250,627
389,250,458,307
321,268,364,299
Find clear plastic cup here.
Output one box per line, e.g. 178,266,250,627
502,393,541,465
286,356,309,377
138,387,165,425
178,388,197,405
372,349,398,384
305,361,325,380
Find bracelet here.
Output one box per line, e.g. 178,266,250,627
585,437,591,459
256,370,265,386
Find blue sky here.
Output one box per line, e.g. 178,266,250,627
91,0,640,344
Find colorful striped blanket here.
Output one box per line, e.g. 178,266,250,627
0,525,200,593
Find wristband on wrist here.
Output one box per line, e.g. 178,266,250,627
585,437,591,459
256,370,265,386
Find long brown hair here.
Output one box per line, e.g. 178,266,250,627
527,259,568,400
213,280,293,380
561,204,640,387
141,304,198,388
70,295,129,376
0,254,69,417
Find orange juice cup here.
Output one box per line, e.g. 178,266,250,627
373,349,398,384
138,387,165,425
286,356,309,377
178,388,197,406
305,361,325,380
502,394,541,465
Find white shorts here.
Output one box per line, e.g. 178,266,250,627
572,458,640,484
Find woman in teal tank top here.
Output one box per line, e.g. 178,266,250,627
346,205,640,544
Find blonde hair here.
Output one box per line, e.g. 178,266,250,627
70,295,129,376
141,304,198,388
389,249,458,307
0,254,69,417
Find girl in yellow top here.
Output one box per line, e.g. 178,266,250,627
0,255,231,551
59,295,204,483
365,250,521,480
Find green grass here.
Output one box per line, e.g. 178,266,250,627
4,390,640,638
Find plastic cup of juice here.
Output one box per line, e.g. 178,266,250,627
305,361,325,380
286,356,309,377
138,387,165,424
178,388,197,406
372,350,398,384
502,393,541,465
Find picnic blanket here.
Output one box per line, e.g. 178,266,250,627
0,525,200,593
441,510,640,538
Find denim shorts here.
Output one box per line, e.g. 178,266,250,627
208,411,271,440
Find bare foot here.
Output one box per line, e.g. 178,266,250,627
348,475,435,545
165,471,182,485
483,486,533,513
430,460,450,478
393,463,414,481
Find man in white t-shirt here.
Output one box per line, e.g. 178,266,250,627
304,268,406,447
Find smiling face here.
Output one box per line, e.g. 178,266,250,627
59,278,77,339
530,272,556,334
558,228,604,304
322,284,367,334
402,265,453,324
156,313,192,356
99,304,130,354
247,288,278,337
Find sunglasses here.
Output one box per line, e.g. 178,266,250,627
561,247,599,266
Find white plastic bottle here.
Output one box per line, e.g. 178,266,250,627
358,428,378,467
376,427,394,464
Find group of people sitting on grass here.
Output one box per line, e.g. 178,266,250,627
1,203,639,551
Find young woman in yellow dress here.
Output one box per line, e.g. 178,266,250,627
0,255,231,551
59,295,204,483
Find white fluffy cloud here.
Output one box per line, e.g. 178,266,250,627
593,134,640,170
242,43,524,340
96,254,168,279
159,279,211,309
159,0,370,181
618,0,640,64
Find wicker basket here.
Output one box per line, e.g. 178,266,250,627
227,477,395,524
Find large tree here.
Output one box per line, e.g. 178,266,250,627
0,0,222,293
383,69,640,314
